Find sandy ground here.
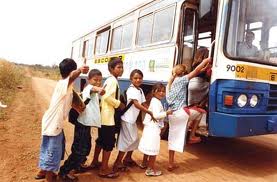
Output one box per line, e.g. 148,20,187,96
1,77,277,182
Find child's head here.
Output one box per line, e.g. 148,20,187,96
173,64,187,77
152,82,166,100
108,57,124,78
88,69,102,87
59,58,77,79
193,47,209,69
130,69,143,88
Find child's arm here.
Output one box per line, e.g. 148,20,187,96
167,67,177,91
132,100,156,122
151,102,168,120
102,81,121,109
90,86,106,96
187,58,211,80
68,65,89,87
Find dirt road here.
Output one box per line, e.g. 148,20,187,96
1,77,277,182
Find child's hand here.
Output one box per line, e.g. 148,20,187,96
98,88,105,96
166,109,173,115
149,111,158,122
80,65,89,74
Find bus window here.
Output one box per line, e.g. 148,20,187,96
111,22,134,51
152,5,175,42
225,0,277,65
122,22,134,49
182,8,197,70
137,14,153,46
269,26,277,63
198,32,212,48
95,29,110,55
137,5,176,46
87,39,94,59
111,26,123,51
71,41,80,61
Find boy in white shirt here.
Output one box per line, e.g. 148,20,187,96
35,58,89,182
59,69,105,181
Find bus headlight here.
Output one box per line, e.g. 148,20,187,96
250,95,258,107
237,94,247,107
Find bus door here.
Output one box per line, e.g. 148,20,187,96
177,2,198,72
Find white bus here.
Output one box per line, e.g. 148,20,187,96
72,0,277,137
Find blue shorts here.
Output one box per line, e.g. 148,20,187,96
39,131,65,172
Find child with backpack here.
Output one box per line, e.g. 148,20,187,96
113,69,155,172
59,69,105,181
90,57,125,178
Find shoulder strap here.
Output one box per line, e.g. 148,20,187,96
121,100,134,114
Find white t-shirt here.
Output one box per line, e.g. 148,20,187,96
121,85,146,124
41,77,73,136
77,84,101,127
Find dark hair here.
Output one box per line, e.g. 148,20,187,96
193,47,209,69
152,82,165,93
246,31,255,36
88,69,102,79
130,69,143,79
108,57,123,72
59,58,77,79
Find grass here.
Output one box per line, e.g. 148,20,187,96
27,64,60,80
0,59,25,120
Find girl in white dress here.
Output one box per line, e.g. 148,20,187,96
113,69,155,172
138,83,173,176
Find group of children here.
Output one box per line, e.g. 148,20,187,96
36,53,211,181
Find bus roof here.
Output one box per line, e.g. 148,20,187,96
72,0,187,43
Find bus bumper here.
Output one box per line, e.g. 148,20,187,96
209,112,277,137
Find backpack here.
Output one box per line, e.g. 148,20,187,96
114,86,134,133
69,90,91,125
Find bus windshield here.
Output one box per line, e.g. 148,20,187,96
225,0,277,66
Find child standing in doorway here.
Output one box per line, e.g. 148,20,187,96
113,69,155,172
166,57,211,172
59,69,105,181
35,58,89,182
138,83,173,176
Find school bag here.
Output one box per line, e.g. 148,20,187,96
114,86,134,133
68,90,91,125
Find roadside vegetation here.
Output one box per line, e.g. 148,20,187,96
27,64,60,80
0,59,25,120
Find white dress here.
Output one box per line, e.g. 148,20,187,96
117,85,146,152
138,97,166,156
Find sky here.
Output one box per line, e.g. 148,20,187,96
0,0,146,66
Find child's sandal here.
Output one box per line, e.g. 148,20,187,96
138,163,147,169
145,169,162,176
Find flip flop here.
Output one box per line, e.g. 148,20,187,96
145,169,162,176
188,137,201,144
34,174,45,180
86,162,102,170
113,164,129,172
59,173,78,182
138,163,147,169
123,160,138,167
98,172,119,179
34,170,46,180
167,165,179,172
